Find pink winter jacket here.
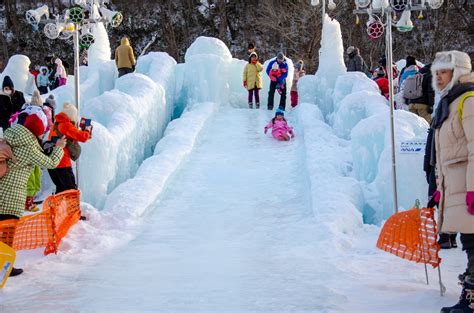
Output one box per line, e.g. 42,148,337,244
264,119,293,138
55,59,67,79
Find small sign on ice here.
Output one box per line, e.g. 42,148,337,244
399,140,426,154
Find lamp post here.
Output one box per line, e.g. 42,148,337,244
353,0,443,215
26,0,123,188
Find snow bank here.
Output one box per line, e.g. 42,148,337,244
352,110,429,224
313,14,347,117
104,102,218,218
80,53,177,208
295,103,364,250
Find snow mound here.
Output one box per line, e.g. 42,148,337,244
351,110,429,224
0,55,37,95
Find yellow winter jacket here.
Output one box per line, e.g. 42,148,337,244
243,62,263,90
115,37,136,70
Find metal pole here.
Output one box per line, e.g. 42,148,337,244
322,0,325,19
438,266,446,296
73,25,80,188
385,11,399,213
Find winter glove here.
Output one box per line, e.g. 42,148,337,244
243,81,247,88
466,192,474,215
264,127,268,134
427,190,441,208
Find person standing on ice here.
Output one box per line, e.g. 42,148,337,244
291,60,305,108
115,37,136,78
0,114,66,277
346,46,368,74
396,56,420,110
423,51,474,313
2,76,25,115
243,52,263,109
264,110,294,141
55,58,68,87
37,66,50,95
266,52,288,111
47,103,92,194
373,67,389,99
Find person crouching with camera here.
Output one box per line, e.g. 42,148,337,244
47,103,91,194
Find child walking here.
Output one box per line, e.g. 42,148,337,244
264,110,294,141
243,52,263,109
291,60,305,108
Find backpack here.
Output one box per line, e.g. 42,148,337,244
403,72,424,99
44,122,81,161
0,139,16,178
457,92,474,126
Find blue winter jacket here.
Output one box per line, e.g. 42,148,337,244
37,67,50,87
266,59,289,84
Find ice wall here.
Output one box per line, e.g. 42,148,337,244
313,14,347,117
80,53,177,208
184,36,233,105
352,111,429,224
331,72,388,139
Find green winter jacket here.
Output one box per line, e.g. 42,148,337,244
26,166,42,197
0,125,63,217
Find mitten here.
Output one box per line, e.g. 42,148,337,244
243,81,247,88
466,191,474,215
427,190,441,208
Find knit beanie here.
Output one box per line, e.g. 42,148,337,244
23,114,45,137
2,76,14,89
45,95,56,109
406,55,416,67
275,109,284,117
62,102,78,123
30,90,44,107
272,63,279,71
431,50,472,93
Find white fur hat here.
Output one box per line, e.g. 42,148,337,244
431,50,472,93
62,102,78,123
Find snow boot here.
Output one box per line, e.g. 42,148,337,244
440,275,474,313
439,233,453,249
9,267,23,277
249,102,253,109
256,102,260,109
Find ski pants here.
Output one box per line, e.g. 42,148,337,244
48,167,77,194
38,86,48,95
291,90,298,108
118,67,133,78
268,81,286,111
248,88,260,105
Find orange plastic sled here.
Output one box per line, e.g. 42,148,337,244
376,206,441,268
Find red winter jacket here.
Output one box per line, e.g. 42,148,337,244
48,113,90,168
375,77,389,99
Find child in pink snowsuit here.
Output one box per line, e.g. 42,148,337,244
264,111,294,141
